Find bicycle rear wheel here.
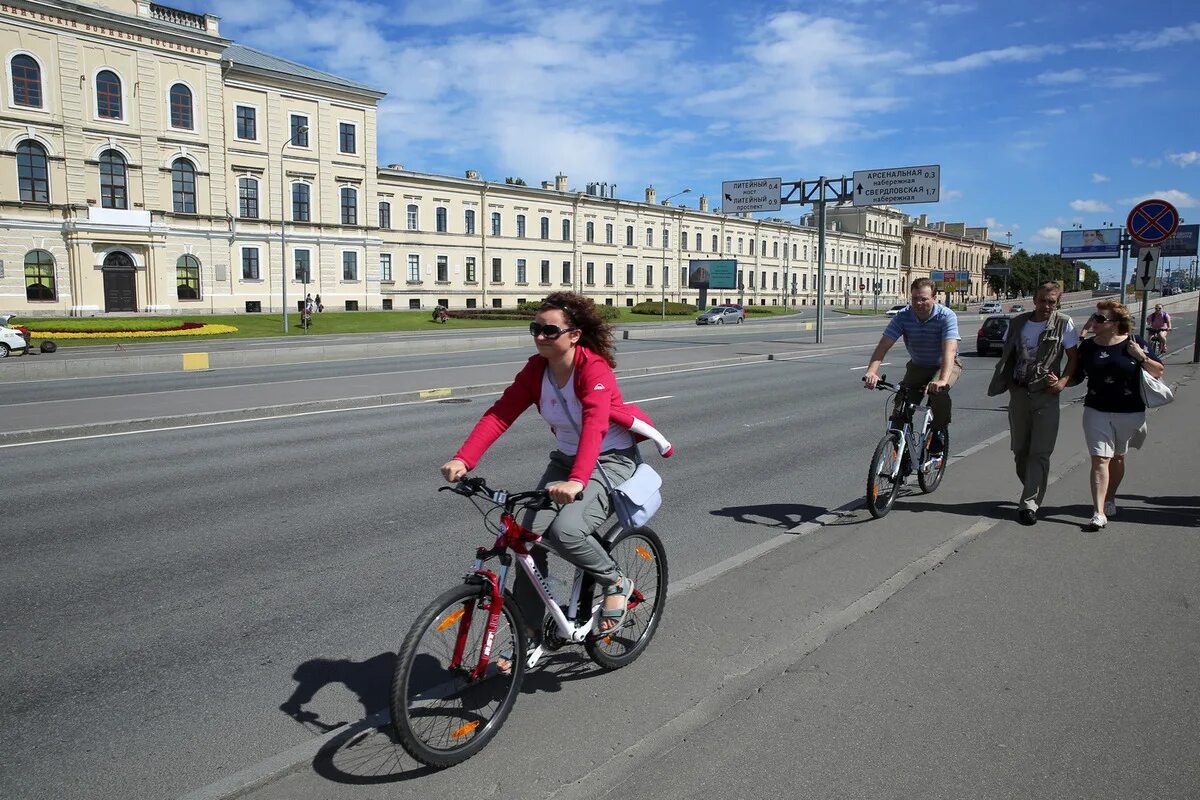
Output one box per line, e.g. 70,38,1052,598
918,430,949,493
866,433,903,518
390,582,526,768
585,526,668,670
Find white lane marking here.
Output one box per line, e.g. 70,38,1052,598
849,362,890,371
630,395,673,404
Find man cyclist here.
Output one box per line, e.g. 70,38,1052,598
1147,304,1171,353
863,277,962,454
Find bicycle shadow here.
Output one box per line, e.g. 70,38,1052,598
710,503,828,531
279,652,395,734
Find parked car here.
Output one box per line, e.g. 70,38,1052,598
886,304,908,317
696,306,743,325
0,320,30,358
976,314,1011,356
980,301,1002,314
1009,303,1026,313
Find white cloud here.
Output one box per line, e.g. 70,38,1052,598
1091,173,1110,183
926,3,974,14
942,188,964,200
1034,227,1062,243
1114,22,1200,51
1101,70,1159,88
1121,189,1199,208
1131,157,1163,168
1040,108,1067,116
1034,68,1086,85
904,44,1055,76
1070,199,1112,213
1167,151,1200,167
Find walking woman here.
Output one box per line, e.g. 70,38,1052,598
1072,299,1165,529
441,292,671,664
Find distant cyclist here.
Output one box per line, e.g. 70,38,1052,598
1147,304,1171,354
863,277,962,454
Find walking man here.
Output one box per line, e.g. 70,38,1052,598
864,277,962,454
988,281,1079,525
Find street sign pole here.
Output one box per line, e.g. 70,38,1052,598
816,186,827,343
1119,230,1130,306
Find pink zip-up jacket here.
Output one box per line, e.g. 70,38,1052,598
453,345,673,485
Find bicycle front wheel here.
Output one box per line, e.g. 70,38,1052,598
918,430,949,494
866,433,903,518
585,526,668,670
390,582,526,768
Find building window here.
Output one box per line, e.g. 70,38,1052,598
176,254,200,300
290,114,309,146
340,186,358,225
96,69,122,119
235,105,256,139
292,183,310,221
436,206,448,232
491,212,501,236
725,236,732,252
24,249,55,300
436,255,449,282
562,218,571,241
605,262,614,285
171,158,196,213
169,83,193,129
339,122,356,154
737,238,744,254
712,234,718,251
11,54,42,108
626,263,634,286
407,203,419,230
294,249,311,282
465,256,476,283
562,261,571,285
16,140,49,203
242,247,260,280
696,232,702,251
646,227,653,247
540,216,550,239
516,214,526,237
626,226,634,246
773,241,779,258
605,223,613,244
380,253,392,282
516,258,527,283
378,201,391,229
407,254,420,281
99,149,127,209
238,176,259,218
585,261,595,285
343,251,358,281
465,209,476,234
664,229,670,249
645,264,653,287
586,221,595,242
491,257,502,282
540,260,551,284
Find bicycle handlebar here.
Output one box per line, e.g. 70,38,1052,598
440,476,583,510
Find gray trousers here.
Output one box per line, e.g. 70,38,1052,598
896,359,962,432
513,447,638,636
1008,388,1060,512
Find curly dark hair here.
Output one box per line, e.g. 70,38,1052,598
540,291,617,366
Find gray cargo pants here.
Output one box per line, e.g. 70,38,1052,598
1008,388,1061,512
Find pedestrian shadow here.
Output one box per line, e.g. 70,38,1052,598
279,652,396,734
891,498,1013,519
711,502,828,531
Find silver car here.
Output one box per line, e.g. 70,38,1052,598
696,306,743,325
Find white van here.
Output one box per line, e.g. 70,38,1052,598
0,323,29,357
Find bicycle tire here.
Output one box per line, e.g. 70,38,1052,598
918,430,949,494
585,526,668,670
390,582,527,768
866,433,902,518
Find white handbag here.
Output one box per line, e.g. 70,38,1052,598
1139,369,1174,408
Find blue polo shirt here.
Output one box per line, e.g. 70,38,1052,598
882,303,960,366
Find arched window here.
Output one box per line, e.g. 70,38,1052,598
237,176,258,218
407,203,419,230
562,218,571,241
24,249,56,301
169,83,193,129
11,54,42,107
436,206,448,232
541,216,550,239
586,221,594,242
378,201,391,229
177,254,201,300
95,69,122,119
292,183,310,221
17,140,49,203
99,149,127,209
340,186,357,225
171,158,196,213
516,214,525,237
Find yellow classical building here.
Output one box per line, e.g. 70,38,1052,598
1,0,908,316
901,213,1012,302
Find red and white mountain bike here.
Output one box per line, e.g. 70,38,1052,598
389,476,667,768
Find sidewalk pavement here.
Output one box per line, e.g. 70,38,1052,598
216,363,1198,800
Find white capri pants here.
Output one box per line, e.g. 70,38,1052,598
1082,407,1146,458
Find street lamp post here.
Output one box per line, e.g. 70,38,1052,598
280,125,307,333
661,188,691,320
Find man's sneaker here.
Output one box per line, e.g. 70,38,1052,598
1088,512,1107,531
928,431,947,454
1018,508,1037,526
1103,500,1117,518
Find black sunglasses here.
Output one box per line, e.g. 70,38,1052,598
1091,313,1115,323
529,322,577,339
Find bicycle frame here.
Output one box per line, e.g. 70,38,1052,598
878,384,936,478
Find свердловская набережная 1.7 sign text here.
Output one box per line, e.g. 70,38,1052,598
851,165,940,206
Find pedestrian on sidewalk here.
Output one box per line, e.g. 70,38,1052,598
988,281,1079,525
315,293,323,312
1070,299,1166,530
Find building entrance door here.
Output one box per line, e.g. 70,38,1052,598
103,252,137,312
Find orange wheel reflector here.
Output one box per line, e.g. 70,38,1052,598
451,720,480,739
603,635,613,644
870,484,877,500
437,608,466,633
635,545,654,561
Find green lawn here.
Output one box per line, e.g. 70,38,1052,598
20,306,798,347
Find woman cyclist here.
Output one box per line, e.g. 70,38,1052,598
441,292,671,664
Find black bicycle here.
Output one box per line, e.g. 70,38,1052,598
863,376,949,518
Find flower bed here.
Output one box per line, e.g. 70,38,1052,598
31,323,239,339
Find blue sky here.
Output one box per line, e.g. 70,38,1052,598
187,0,1199,280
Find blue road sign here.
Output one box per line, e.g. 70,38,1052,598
1126,198,1180,245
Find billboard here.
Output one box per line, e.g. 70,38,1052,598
1131,224,1198,258
931,271,971,292
688,259,738,290
1060,228,1121,259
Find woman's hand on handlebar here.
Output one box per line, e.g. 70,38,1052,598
546,480,584,505
441,458,468,482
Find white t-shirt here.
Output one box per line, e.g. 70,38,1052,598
539,370,635,455
1009,316,1079,384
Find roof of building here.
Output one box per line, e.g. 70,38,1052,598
221,44,384,97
